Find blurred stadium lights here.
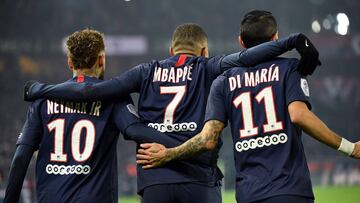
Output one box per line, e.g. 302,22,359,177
311,20,321,33
335,13,350,35
62,35,148,56
312,13,350,36
322,18,331,30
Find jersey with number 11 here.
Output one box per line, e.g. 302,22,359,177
205,57,314,202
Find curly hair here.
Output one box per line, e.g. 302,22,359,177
66,28,105,69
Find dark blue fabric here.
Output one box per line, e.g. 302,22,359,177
16,76,147,203
4,145,35,203
205,57,314,202
25,34,303,102
141,182,222,203
250,195,314,203
24,35,303,194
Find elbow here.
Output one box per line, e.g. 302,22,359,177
288,101,310,125
289,108,306,125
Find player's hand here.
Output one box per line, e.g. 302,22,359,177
295,34,322,76
136,143,170,169
351,141,360,159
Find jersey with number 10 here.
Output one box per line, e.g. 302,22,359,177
17,76,140,203
24,35,306,192
205,57,314,202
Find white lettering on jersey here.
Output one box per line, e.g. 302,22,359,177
46,164,91,175
47,100,102,116
229,75,241,91
152,66,193,83
235,133,288,152
148,122,197,133
230,64,280,91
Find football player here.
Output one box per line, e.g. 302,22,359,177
23,23,320,202
136,11,359,203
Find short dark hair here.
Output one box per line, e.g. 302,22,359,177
240,10,277,48
171,23,208,52
66,28,105,69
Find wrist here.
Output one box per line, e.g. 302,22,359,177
165,148,176,161
337,138,355,156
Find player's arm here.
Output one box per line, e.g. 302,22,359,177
5,101,43,203
288,101,360,158
24,64,144,102
136,76,228,168
113,97,186,148
219,33,320,75
125,122,183,148
136,120,225,169
286,60,360,158
4,145,35,203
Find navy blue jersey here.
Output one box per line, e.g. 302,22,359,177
17,76,141,203
25,35,304,192
205,58,314,202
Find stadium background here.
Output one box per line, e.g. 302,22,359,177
0,0,359,202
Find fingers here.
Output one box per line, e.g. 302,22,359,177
136,154,151,160
137,149,151,155
143,164,156,169
140,143,154,149
136,161,158,169
136,159,150,165
136,156,159,169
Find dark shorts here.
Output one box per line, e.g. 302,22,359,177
141,182,222,203
250,195,314,203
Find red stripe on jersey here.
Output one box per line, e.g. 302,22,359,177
77,75,85,83
175,54,187,67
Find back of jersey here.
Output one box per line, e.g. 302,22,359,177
18,76,119,203
139,54,221,139
207,57,314,202
135,54,224,191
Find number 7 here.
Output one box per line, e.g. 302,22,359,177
160,85,186,124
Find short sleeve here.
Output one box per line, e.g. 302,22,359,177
286,60,312,109
16,101,43,149
204,76,228,125
112,96,142,134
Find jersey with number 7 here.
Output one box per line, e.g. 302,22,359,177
24,35,305,192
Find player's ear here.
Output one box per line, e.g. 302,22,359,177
67,57,74,70
98,53,105,67
271,31,279,41
239,36,246,48
169,47,175,56
200,47,209,57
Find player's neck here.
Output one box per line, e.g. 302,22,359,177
174,52,197,56
73,68,99,79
